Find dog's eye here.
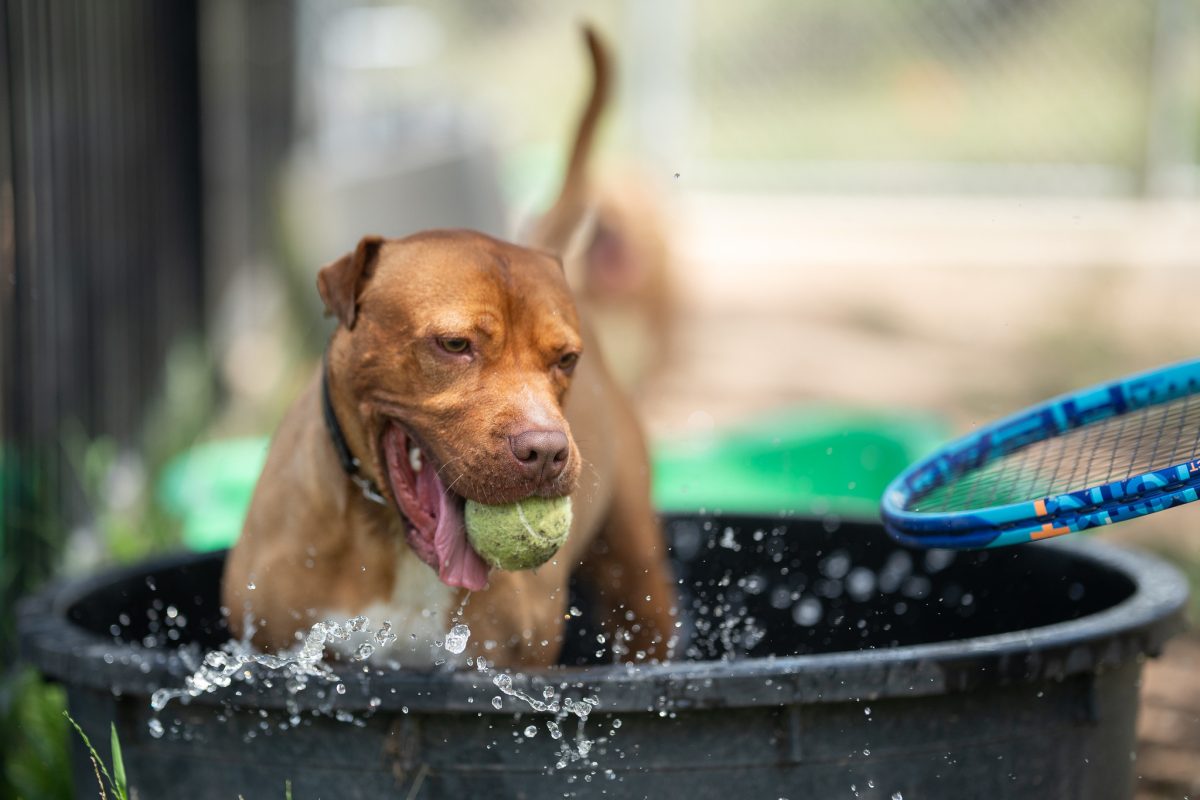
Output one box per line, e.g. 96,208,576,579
438,337,471,355
557,352,580,373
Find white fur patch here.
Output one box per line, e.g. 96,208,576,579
324,551,457,669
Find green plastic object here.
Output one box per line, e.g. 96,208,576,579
158,410,946,552
156,438,270,553
651,409,946,518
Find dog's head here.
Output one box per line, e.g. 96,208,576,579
318,230,584,591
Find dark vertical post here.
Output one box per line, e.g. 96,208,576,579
0,0,204,661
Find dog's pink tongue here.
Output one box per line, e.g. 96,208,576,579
416,458,489,591
433,491,490,591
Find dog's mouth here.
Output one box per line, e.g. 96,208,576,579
381,423,489,592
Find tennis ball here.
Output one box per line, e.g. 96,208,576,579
464,496,572,571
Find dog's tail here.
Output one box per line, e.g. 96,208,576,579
528,24,611,254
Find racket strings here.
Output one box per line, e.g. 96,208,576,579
912,393,1200,513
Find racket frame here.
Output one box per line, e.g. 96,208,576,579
882,358,1200,548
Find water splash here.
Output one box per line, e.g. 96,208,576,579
147,614,379,737
479,657,602,771
444,624,470,655
373,622,397,647
144,611,610,777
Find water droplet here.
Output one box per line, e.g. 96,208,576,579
374,622,397,647
491,696,503,710
719,527,740,550
353,643,375,661
820,550,851,579
444,623,470,654
148,718,164,738
335,683,347,695
792,597,822,626
893,794,904,800
246,581,256,591
524,725,537,737
846,567,877,601
924,549,955,573
150,688,172,711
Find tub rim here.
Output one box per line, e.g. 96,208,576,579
17,522,1188,715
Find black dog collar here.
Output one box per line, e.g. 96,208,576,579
322,356,387,506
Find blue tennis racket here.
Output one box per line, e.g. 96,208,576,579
882,358,1200,549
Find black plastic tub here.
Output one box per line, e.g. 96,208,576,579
19,515,1188,799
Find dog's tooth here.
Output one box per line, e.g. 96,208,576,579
409,446,423,473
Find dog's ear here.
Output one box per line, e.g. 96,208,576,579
317,235,384,329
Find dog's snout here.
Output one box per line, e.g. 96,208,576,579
509,429,569,482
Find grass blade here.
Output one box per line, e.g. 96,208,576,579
89,755,109,800
64,713,115,793
63,712,127,800
110,723,127,798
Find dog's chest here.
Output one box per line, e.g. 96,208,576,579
324,550,457,668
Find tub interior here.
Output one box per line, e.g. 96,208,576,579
64,515,1134,666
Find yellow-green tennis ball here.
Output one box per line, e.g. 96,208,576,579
464,496,572,571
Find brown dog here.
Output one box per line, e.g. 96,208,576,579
576,167,676,395
222,29,675,669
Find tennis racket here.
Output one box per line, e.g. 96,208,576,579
881,358,1200,549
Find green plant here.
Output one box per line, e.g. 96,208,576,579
2,336,221,800
0,668,71,799
63,713,128,800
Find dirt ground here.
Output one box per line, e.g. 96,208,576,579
639,193,1200,797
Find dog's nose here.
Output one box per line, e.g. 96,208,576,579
509,430,569,482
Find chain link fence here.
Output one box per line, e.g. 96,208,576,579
295,0,1200,197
